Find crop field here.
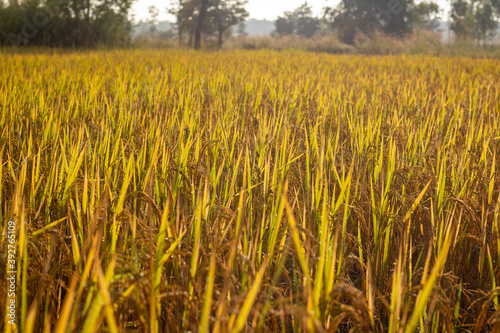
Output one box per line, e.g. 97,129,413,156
0,50,499,332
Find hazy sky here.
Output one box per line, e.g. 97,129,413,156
131,0,450,22
132,0,332,22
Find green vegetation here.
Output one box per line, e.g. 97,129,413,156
0,50,499,332
0,0,133,47
275,3,321,38
450,0,500,43
168,0,248,48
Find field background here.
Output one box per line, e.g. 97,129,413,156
1,50,500,332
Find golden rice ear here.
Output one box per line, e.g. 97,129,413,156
2,50,499,333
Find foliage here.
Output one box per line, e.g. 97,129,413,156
208,0,248,47
194,0,208,49
0,0,133,47
228,32,355,53
147,5,160,36
324,0,415,43
275,2,320,38
474,0,498,42
167,0,248,48
413,1,441,30
450,0,499,43
226,28,500,56
0,49,500,332
450,0,475,38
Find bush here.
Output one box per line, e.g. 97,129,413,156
225,33,354,54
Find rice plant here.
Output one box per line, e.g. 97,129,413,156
0,49,499,332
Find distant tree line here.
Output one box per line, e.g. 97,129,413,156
1,0,498,48
0,0,248,49
275,1,499,45
0,0,133,47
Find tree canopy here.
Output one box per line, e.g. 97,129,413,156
168,0,248,48
324,0,414,43
275,2,320,38
413,1,441,30
324,0,498,44
450,0,499,43
0,0,133,47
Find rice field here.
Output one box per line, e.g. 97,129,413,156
1,49,500,332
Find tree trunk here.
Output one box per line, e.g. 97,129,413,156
85,0,90,47
178,14,182,47
177,20,182,47
178,26,182,47
177,1,182,47
194,0,209,50
218,30,223,49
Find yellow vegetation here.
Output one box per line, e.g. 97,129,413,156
1,50,499,332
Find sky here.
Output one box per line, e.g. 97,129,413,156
131,0,450,23
132,0,332,22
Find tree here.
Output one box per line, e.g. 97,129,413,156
168,0,248,49
209,0,248,48
450,0,499,43
325,0,414,43
167,0,185,46
413,1,441,30
176,0,200,47
474,1,498,43
275,2,320,38
450,0,475,38
0,0,133,47
194,0,209,49
275,15,295,35
148,6,159,36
